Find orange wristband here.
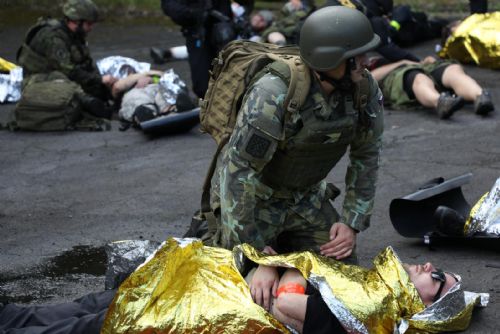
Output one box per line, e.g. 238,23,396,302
276,283,306,297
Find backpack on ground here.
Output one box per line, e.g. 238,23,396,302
11,73,109,131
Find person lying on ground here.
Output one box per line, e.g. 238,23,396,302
108,67,197,126
259,0,311,45
101,239,487,333
249,247,459,334
368,55,495,119
150,8,274,64
438,12,500,70
1,240,487,334
323,0,422,62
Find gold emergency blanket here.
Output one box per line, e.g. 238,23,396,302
439,12,500,69
101,238,288,333
102,238,488,334
464,177,500,235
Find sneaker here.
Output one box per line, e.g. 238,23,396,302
436,92,465,119
149,47,171,65
474,90,494,116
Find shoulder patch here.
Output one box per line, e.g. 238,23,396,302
245,133,272,159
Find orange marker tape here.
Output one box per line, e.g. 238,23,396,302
277,283,306,297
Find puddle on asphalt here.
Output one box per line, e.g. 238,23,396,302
0,245,107,304
42,245,107,277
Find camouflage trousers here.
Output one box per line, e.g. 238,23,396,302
205,186,357,264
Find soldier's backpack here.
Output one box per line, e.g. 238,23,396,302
199,39,311,146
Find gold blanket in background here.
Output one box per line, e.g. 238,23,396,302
101,238,487,334
439,12,500,69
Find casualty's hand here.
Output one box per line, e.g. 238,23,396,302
319,222,356,260
102,74,118,88
250,264,279,311
135,76,153,88
421,56,437,64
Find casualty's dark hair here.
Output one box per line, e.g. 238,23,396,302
441,20,461,46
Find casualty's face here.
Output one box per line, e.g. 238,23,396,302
403,263,458,306
251,14,267,32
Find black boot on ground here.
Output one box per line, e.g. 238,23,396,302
432,205,466,236
133,104,157,123
150,47,172,65
436,92,465,119
79,95,113,119
474,90,494,116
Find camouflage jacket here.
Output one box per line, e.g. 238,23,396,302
17,18,106,99
212,71,384,233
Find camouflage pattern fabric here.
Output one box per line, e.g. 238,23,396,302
209,71,384,255
380,60,454,108
17,18,107,100
260,7,308,44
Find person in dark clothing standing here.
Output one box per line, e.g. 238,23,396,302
160,0,253,98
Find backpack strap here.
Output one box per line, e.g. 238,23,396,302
354,70,371,112
276,55,311,114
354,69,373,128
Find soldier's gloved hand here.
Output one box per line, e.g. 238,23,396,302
319,223,357,260
249,264,279,311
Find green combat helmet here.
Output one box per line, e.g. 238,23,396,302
62,0,100,22
299,6,380,71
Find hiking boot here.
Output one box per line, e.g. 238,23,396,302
79,95,113,119
133,104,157,123
432,205,466,236
150,47,171,65
436,92,464,119
474,90,494,116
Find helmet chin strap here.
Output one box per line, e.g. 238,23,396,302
319,58,355,92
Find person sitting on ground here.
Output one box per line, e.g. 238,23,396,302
16,0,117,122
368,56,495,119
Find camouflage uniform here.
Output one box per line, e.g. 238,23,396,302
260,7,308,45
210,69,384,255
17,18,108,101
380,60,454,108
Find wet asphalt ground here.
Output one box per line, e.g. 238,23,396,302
0,21,499,333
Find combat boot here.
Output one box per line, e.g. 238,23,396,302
474,90,494,116
133,104,158,123
436,92,464,119
150,47,172,65
432,205,466,236
78,94,114,119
